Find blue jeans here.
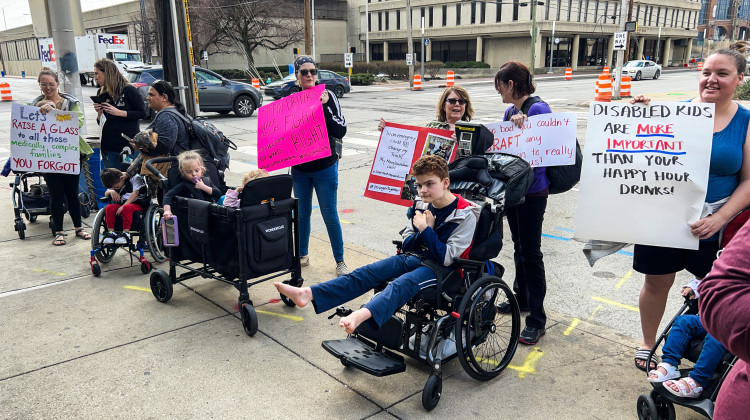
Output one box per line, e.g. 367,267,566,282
292,162,344,262
662,314,726,386
101,150,139,170
311,254,437,327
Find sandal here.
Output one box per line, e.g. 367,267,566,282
635,348,659,372
52,233,67,246
664,377,703,398
74,229,91,240
648,362,680,383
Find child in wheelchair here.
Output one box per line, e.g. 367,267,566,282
275,154,480,333
162,150,221,219
647,278,727,399
100,168,151,245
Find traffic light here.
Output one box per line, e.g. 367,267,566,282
293,47,299,55
350,47,356,53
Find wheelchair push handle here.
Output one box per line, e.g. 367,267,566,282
144,156,177,181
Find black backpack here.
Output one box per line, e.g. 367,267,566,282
164,108,237,171
516,96,582,194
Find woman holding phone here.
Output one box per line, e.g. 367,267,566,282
93,58,147,169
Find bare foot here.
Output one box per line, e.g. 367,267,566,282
339,308,372,334
274,282,313,308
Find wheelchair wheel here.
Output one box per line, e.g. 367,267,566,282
421,373,442,411
140,260,152,274
91,263,101,277
150,269,173,303
455,275,520,381
241,302,258,337
144,205,167,263
91,208,116,263
637,394,660,420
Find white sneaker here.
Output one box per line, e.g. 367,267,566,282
299,255,309,267
102,233,115,245
115,232,130,245
336,261,349,276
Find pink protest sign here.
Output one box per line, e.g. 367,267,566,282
257,84,331,171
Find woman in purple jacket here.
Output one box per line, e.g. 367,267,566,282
494,61,552,345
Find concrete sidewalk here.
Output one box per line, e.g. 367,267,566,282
0,191,707,419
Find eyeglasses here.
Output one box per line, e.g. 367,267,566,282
299,69,318,76
446,98,467,105
39,83,56,88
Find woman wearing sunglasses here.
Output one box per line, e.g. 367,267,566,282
377,85,474,134
495,61,552,346
291,55,349,276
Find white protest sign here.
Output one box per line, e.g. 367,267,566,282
574,101,714,250
9,103,81,174
485,112,577,166
371,126,419,181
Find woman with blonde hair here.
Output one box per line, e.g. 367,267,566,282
93,58,147,169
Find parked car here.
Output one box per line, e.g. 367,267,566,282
613,60,662,81
126,65,263,118
263,70,351,99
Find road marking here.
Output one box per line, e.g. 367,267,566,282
614,269,633,289
124,285,151,293
355,130,382,137
563,318,580,335
542,233,570,241
227,160,258,173
255,309,304,321
235,145,258,156
587,305,603,321
32,268,66,276
0,278,80,299
592,296,639,312
508,347,544,378
344,137,380,148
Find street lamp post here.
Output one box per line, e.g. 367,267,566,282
701,28,706,59
530,0,538,72
655,26,661,63
548,20,556,73
365,0,369,63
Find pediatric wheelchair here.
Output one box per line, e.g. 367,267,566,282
145,156,304,336
322,153,534,410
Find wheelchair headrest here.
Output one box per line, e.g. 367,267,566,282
238,174,293,207
448,155,494,187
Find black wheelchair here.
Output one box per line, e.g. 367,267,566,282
145,156,304,336
322,153,534,410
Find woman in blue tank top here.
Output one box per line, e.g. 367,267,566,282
631,42,750,373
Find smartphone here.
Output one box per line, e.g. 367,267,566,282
161,217,179,247
90,96,105,104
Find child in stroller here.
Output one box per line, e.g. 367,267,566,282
99,168,151,245
220,169,269,208
647,278,726,399
162,150,221,219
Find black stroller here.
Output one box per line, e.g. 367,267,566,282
145,156,304,336
322,153,534,410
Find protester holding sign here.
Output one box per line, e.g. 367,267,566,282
377,85,475,135
495,61,552,345
631,42,750,371
28,68,94,245
93,58,147,169
290,56,349,276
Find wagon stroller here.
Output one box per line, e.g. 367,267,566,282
636,209,749,420
145,156,304,336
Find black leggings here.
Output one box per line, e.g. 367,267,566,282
43,173,82,232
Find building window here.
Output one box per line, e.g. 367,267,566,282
457,3,462,25
567,0,572,20
672,8,676,27
594,1,599,22
513,0,519,21
429,6,434,27
480,1,486,23
715,0,730,19
378,11,382,31
367,12,371,32
497,1,502,21
545,0,550,19
584,0,589,22
656,7,661,26
556,0,562,20
577,0,583,22
443,5,448,26
648,6,653,25
386,10,390,30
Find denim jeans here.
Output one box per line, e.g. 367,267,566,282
101,150,139,170
292,162,344,262
507,194,548,329
662,314,726,386
311,254,436,327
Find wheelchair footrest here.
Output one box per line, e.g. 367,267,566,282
322,337,406,377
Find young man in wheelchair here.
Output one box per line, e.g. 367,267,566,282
276,154,481,333
100,168,151,244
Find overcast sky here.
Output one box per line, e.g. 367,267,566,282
0,0,134,30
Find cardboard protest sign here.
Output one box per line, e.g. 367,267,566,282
575,102,715,249
484,112,577,166
9,103,81,175
364,122,455,206
256,84,330,171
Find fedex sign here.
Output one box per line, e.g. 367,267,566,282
39,43,55,62
97,35,126,45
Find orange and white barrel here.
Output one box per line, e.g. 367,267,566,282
596,73,612,102
0,82,12,101
446,70,454,87
413,74,422,91
602,66,610,76
252,78,260,89
565,68,572,80
697,61,703,71
621,75,632,98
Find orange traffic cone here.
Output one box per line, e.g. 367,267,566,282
0,82,12,101
596,73,611,102
564,68,572,80
446,70,454,87
252,78,260,89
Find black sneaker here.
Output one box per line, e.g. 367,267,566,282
497,301,530,314
519,326,545,345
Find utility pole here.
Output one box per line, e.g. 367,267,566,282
530,0,537,72
156,0,196,117
311,0,316,59
46,0,82,110
406,0,414,87
304,0,311,55
420,16,425,77
365,0,369,63
612,0,629,99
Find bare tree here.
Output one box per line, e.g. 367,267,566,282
188,0,304,69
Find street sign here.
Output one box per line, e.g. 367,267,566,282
625,21,637,32
201,50,208,61
406,53,413,66
424,38,430,46
344,53,353,68
554,37,560,44
614,32,627,50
